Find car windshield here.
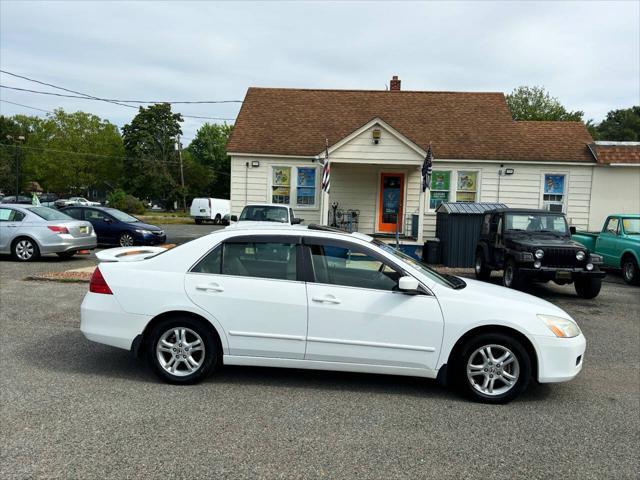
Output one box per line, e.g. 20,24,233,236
623,218,640,234
106,209,140,223
373,240,465,289
240,206,288,223
28,206,73,221
505,213,568,235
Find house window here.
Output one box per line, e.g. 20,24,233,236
296,167,316,206
271,167,291,204
542,174,566,212
429,171,451,209
456,170,478,202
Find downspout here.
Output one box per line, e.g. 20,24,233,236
245,161,249,205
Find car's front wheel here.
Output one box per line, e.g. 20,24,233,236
502,259,523,289
12,237,40,262
455,333,531,404
147,317,218,384
574,276,602,298
118,232,135,247
474,250,491,280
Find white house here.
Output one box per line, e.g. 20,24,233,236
226,77,640,243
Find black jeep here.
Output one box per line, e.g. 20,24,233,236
474,208,605,298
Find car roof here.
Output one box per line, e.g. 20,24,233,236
222,223,374,242
611,213,640,218
242,203,290,208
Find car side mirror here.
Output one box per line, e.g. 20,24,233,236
569,226,576,235
291,218,302,225
398,276,420,293
103,217,112,224
230,215,238,222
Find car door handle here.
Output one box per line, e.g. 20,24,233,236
311,295,341,305
7,225,18,228
196,283,224,293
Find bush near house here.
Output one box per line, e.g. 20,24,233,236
106,188,146,214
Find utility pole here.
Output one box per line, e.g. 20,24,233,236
176,135,186,212
6,134,25,197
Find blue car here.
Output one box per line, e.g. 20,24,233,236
61,206,166,247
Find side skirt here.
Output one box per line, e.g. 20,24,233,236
223,355,439,379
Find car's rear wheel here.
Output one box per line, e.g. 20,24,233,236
455,333,531,404
12,237,40,262
147,317,218,384
574,277,602,298
503,258,523,289
118,232,135,247
195,219,203,225
622,256,639,285
214,214,221,225
474,250,491,280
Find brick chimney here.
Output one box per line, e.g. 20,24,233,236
389,75,401,91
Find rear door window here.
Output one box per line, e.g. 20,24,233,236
64,208,84,220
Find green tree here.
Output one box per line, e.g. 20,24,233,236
594,106,640,141
121,103,183,207
187,123,233,198
506,86,584,122
0,116,22,194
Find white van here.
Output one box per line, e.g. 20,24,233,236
190,198,231,225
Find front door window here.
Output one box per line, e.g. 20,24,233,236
378,173,404,233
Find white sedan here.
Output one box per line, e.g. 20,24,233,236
81,224,586,403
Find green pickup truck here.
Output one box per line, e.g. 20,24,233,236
572,214,640,285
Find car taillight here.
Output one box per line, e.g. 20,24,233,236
89,267,113,295
47,225,69,234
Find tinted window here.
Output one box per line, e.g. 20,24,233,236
309,243,399,291
27,207,71,221
223,242,296,280
106,209,139,223
64,208,84,220
192,245,222,274
85,209,111,221
239,206,288,223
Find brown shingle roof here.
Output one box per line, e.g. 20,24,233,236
592,144,640,164
227,87,595,162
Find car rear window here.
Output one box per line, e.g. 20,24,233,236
28,207,73,221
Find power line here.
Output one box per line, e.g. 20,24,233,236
0,70,243,104
0,99,52,114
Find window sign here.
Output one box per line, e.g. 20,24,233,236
296,167,316,206
456,171,478,202
429,171,450,209
542,174,566,212
272,167,291,204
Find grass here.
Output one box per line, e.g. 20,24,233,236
138,210,194,224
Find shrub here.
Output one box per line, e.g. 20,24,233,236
107,188,146,214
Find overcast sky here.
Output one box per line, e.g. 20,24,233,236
1,0,638,142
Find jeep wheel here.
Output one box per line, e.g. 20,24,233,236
575,277,602,299
503,259,523,290
622,256,639,285
474,250,491,281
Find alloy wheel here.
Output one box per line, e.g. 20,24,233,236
466,344,520,397
156,327,206,377
504,266,514,286
119,233,134,247
15,240,35,260
623,261,634,282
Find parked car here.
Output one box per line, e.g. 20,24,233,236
474,208,605,298
190,198,230,225
38,193,59,208
61,206,166,247
230,203,302,225
0,204,96,261
572,214,640,285
55,197,100,209
1,195,33,205
81,223,586,403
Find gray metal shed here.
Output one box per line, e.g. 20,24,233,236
435,202,507,267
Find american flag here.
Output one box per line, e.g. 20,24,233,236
321,139,330,193
421,143,433,192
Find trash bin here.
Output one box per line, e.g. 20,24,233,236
425,238,441,264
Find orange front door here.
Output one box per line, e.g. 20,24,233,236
377,173,404,233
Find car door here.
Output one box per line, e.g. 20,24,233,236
0,207,25,253
597,217,620,266
84,208,115,244
303,237,444,371
184,235,308,359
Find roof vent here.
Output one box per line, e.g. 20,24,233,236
390,75,401,92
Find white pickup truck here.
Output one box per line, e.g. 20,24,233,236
230,203,302,225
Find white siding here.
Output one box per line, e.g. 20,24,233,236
588,166,640,230
331,124,424,164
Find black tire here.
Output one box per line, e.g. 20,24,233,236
214,214,221,225
574,276,602,298
502,258,523,290
56,251,76,259
474,250,491,281
147,316,218,385
12,237,40,262
195,219,203,225
118,232,135,247
621,256,640,286
453,332,531,404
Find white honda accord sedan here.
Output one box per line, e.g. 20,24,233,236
81,224,586,403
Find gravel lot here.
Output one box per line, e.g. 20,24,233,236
0,236,638,479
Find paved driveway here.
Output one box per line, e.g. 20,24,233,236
0,252,638,479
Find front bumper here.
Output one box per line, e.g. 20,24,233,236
518,267,606,281
136,232,167,245
40,234,97,254
534,333,586,383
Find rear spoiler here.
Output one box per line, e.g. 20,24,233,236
95,246,167,262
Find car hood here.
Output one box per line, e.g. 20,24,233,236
126,222,163,231
509,236,583,248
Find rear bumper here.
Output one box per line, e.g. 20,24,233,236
40,234,97,253
80,292,151,350
534,333,586,383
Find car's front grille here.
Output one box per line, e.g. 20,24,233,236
152,231,164,236
544,247,578,268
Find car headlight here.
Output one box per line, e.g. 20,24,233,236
576,250,586,261
135,229,152,235
535,249,544,259
538,314,581,338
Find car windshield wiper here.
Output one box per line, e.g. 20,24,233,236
507,228,525,231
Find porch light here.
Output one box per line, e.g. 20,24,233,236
372,129,381,144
